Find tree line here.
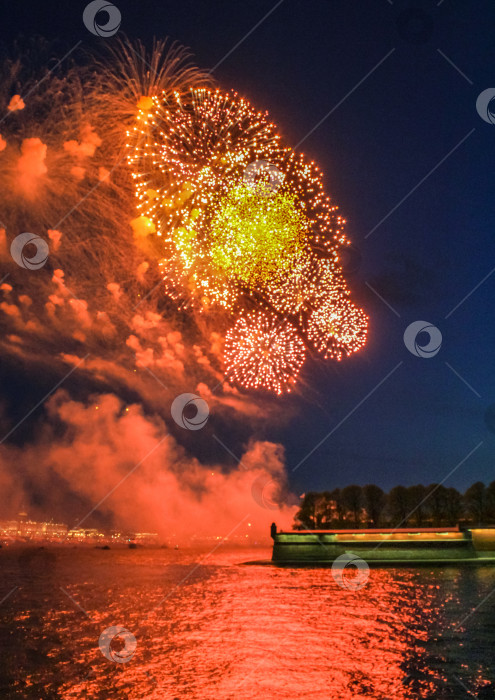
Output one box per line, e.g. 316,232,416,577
293,481,495,530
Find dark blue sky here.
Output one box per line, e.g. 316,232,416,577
2,0,495,495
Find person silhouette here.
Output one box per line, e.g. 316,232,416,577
270,522,277,539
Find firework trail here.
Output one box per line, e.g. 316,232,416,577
0,38,216,375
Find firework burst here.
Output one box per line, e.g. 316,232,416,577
127,86,368,392
0,38,366,397
225,310,306,395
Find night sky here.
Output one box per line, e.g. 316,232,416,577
1,0,495,501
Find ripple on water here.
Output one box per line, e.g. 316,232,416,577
0,547,494,698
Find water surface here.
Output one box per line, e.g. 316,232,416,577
1,546,494,698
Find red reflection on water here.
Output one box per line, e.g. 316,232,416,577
1,547,494,698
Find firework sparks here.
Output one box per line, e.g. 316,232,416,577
0,38,366,398
127,86,368,393
209,184,309,290
225,310,306,395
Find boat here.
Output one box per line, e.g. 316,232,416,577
270,525,495,566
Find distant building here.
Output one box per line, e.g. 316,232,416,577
133,532,159,544
0,513,68,540
66,527,103,542
0,513,158,545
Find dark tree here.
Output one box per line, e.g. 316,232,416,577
387,485,410,526
444,487,463,525
294,492,319,529
485,481,495,523
426,484,449,526
363,484,386,527
294,492,337,529
341,485,363,527
291,480,492,532
317,491,336,527
464,482,486,525
329,488,346,525
406,485,428,526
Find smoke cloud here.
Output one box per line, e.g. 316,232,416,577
0,391,294,542
0,39,299,541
